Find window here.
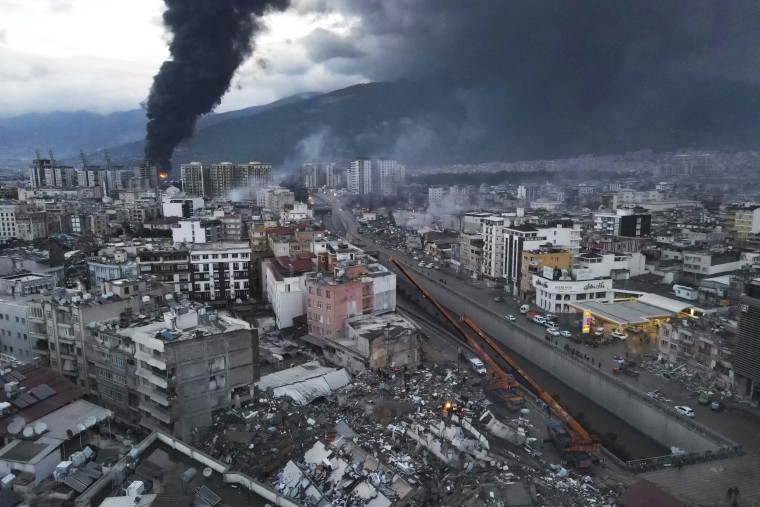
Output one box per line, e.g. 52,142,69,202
111,357,125,370
325,290,330,298
326,304,331,311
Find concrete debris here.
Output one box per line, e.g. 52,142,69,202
194,362,625,506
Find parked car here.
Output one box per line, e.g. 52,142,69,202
505,315,516,321
594,327,605,337
543,320,557,328
674,405,695,418
494,296,504,302
611,329,628,340
560,330,572,338
710,400,723,411
533,316,546,324
698,392,713,405
546,328,561,337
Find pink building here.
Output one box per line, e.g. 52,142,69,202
305,265,373,338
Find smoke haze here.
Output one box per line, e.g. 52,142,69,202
144,0,289,168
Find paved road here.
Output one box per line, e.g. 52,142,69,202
391,250,760,456
314,192,760,457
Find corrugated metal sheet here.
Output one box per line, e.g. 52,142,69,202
637,293,691,314
255,361,336,390
270,368,352,405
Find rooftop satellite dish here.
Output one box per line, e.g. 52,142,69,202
22,427,34,438
85,416,97,428
34,422,47,435
7,422,22,435
203,467,212,478
76,423,86,433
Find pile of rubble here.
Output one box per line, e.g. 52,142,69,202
195,362,627,506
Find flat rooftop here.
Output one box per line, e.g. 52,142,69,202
0,437,58,463
570,300,673,325
346,312,417,342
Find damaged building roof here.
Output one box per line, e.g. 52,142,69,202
345,313,417,342
256,361,352,405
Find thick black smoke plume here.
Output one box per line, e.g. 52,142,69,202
145,0,288,168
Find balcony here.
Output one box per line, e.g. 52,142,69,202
33,340,50,355
137,383,170,406
135,366,168,389
29,330,47,341
138,400,172,424
135,350,166,371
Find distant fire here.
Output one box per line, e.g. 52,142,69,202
159,172,169,179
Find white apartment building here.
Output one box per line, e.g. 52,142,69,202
172,218,221,244
257,187,295,212
325,163,344,188
728,205,760,240
376,159,404,197
347,159,372,195
162,195,205,218
462,212,491,234
189,242,252,301
504,223,582,294
0,204,19,240
576,251,646,278
593,208,652,237
281,202,313,223
480,216,507,286
428,187,445,206
262,255,315,328
532,268,613,313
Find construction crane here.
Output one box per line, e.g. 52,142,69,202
389,256,599,468
389,256,516,386
462,316,600,467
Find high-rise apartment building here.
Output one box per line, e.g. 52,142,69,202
734,279,760,401
376,159,404,197
347,159,372,195
180,161,272,199
325,163,345,188
593,208,651,237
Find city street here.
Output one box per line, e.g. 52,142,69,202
314,193,760,458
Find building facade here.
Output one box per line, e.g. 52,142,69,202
347,159,372,195
734,280,760,401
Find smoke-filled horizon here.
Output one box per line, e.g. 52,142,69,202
144,0,288,168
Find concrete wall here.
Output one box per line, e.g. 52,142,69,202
418,272,732,453
167,329,255,440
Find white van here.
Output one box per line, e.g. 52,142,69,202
520,304,529,314
469,357,487,375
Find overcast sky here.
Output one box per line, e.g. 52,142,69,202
2,0,759,124
0,0,368,117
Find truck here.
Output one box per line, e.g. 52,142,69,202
469,357,487,375
520,304,530,314
485,378,526,411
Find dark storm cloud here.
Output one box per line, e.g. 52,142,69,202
145,0,289,168
303,28,365,62
298,0,760,156
311,0,760,86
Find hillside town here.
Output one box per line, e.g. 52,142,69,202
0,152,753,506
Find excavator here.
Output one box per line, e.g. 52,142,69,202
389,256,600,469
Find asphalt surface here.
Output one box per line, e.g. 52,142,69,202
314,192,760,458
